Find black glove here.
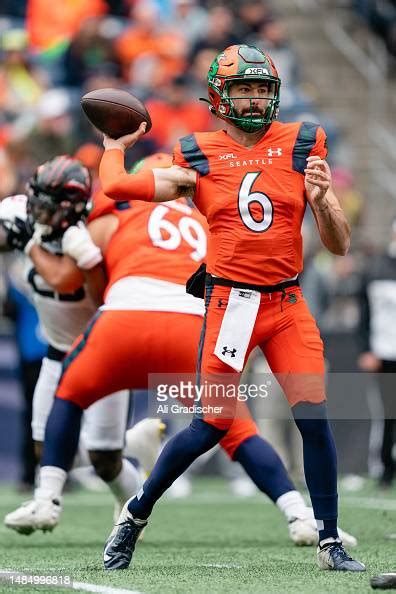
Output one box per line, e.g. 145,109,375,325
1,217,34,251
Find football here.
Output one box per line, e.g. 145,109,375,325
80,88,152,139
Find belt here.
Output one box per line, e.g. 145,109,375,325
205,274,299,294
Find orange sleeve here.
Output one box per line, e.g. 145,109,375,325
309,126,328,160
99,149,155,202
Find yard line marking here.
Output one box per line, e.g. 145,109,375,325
198,563,241,569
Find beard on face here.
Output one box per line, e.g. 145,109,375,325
238,107,265,117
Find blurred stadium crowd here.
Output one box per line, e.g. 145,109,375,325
356,0,396,59
0,0,394,494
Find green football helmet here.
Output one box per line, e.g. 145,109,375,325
207,44,281,133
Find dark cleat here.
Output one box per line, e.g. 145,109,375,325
317,538,365,572
103,501,147,570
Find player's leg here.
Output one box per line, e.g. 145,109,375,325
377,361,396,487
82,391,141,516
4,352,64,534
6,330,144,534
37,309,215,532
220,416,306,527
219,412,294,501
105,294,252,569
31,353,64,460
37,311,143,511
262,289,364,570
126,290,244,524
84,394,164,519
220,418,318,545
219,413,355,546
4,346,118,534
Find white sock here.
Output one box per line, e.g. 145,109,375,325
35,466,67,501
107,459,141,506
276,490,310,522
319,536,339,547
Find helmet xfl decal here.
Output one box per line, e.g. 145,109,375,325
207,44,281,133
244,67,270,75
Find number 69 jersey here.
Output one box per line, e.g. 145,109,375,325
101,198,207,315
173,120,328,286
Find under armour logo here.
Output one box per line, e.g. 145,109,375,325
267,147,282,157
222,346,237,357
217,299,224,308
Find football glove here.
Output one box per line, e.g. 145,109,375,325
61,222,102,270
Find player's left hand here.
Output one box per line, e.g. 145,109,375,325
304,156,331,206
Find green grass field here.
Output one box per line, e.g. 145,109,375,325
0,479,395,594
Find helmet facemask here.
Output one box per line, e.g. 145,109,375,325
219,77,280,133
27,190,87,236
26,156,91,240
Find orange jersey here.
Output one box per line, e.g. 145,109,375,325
88,189,117,221
103,198,208,296
173,121,327,285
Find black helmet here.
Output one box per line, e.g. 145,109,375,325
26,155,92,239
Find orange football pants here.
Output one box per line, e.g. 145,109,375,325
56,310,258,458
199,285,326,431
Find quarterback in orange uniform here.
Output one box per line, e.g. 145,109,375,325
98,45,365,572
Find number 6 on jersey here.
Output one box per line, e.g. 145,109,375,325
238,172,273,232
